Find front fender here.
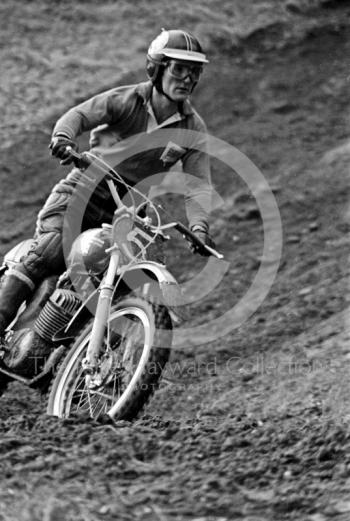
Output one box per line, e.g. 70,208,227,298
122,261,177,285
120,261,183,307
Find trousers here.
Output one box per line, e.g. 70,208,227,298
16,171,119,285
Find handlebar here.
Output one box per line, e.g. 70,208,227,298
63,147,224,259
65,147,92,169
172,222,223,259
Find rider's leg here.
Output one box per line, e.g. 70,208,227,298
0,270,35,335
0,191,70,339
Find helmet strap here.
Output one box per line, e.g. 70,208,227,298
155,81,177,103
154,63,178,103
190,81,198,93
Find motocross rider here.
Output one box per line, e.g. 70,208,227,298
0,29,213,344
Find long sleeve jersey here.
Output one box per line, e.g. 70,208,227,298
52,81,212,230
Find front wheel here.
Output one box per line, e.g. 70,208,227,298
47,297,172,420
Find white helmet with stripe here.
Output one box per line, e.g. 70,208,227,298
146,29,208,85
148,29,209,64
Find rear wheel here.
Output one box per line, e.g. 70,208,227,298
47,297,172,420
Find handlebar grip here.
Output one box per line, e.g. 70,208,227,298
174,222,223,259
202,244,223,259
65,146,91,169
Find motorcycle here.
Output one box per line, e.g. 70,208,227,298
0,148,222,421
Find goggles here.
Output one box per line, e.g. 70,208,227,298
166,60,203,81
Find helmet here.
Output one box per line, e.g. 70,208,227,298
146,29,208,86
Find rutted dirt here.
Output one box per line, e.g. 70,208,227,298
0,1,350,520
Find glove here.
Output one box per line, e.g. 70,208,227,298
190,225,216,256
49,135,78,165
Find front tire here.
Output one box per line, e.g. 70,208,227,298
47,297,172,420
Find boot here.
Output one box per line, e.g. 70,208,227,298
0,270,35,337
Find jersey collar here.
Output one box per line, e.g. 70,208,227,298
136,81,194,116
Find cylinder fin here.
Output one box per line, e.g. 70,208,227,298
34,289,81,342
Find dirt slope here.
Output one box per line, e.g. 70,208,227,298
0,1,350,520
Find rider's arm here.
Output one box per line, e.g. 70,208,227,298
51,87,131,140
181,116,212,232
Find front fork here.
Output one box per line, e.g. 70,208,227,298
82,250,119,380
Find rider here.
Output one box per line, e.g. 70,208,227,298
0,29,213,342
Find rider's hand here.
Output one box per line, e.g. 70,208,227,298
49,135,78,165
190,225,216,256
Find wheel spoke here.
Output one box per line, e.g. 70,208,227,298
89,393,104,417
87,389,93,417
90,389,115,401
76,389,90,410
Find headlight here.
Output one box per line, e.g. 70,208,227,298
68,228,110,275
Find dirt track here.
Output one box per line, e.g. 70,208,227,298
0,1,350,520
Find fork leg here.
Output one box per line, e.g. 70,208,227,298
82,251,119,374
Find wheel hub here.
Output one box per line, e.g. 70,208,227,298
85,351,123,390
